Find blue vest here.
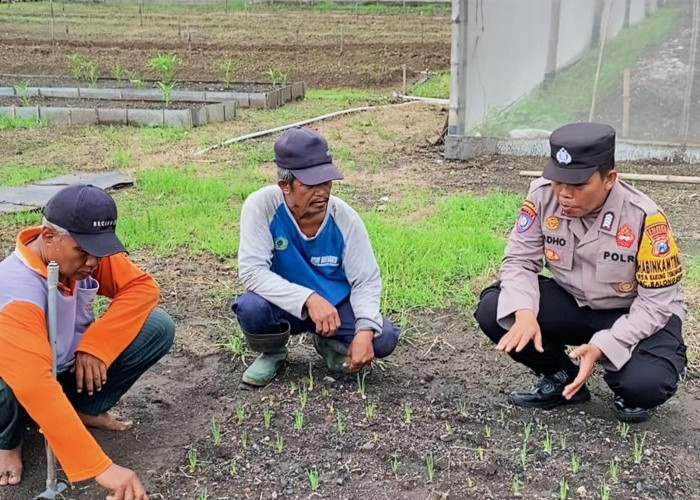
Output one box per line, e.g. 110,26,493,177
269,204,351,306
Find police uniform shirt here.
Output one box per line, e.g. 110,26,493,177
497,177,685,371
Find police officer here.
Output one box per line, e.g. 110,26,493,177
474,122,687,423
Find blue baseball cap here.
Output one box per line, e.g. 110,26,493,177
43,184,126,257
274,127,344,185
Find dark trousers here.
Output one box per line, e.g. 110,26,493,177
232,292,401,358
474,278,687,409
0,307,175,450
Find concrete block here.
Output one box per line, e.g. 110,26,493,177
15,106,39,120
280,85,292,103
171,90,207,102
223,101,237,121
204,103,224,123
39,87,79,98
127,108,164,127
38,107,71,125
69,108,99,126
121,89,161,101
229,92,250,107
204,91,237,103
291,82,305,100
249,93,266,109
0,87,15,97
191,106,207,127
163,109,192,128
97,108,128,126
267,89,281,109
0,106,15,118
79,88,122,100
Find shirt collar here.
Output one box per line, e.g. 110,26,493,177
14,226,75,295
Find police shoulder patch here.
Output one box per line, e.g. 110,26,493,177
635,213,682,288
516,200,537,233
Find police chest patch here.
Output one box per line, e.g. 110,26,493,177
545,215,560,231
615,224,635,248
544,248,560,261
635,213,682,288
516,200,537,233
616,282,635,293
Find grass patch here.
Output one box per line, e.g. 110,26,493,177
365,192,520,314
0,165,67,187
0,116,42,130
116,165,267,257
140,127,188,150
477,7,680,136
305,88,388,107
409,71,450,99
685,255,700,286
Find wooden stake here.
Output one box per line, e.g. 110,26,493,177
187,21,192,58
178,17,181,41
519,170,700,184
50,0,55,43
139,0,144,28
622,68,631,138
420,12,424,45
402,64,407,94
339,24,345,55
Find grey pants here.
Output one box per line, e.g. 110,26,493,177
0,307,174,449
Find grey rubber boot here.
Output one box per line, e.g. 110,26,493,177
312,335,353,374
241,322,290,386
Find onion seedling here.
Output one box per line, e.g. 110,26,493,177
390,454,401,473
600,479,611,500
559,478,568,499
512,478,522,495
543,430,553,455
275,432,284,453
236,404,245,424
240,429,248,449
404,402,413,424
633,432,647,464
570,454,579,474
210,417,222,445
294,410,304,430
356,370,368,398
336,410,344,435
559,434,567,450
609,458,618,479
619,422,630,439
365,403,376,419
187,448,198,472
484,424,492,438
476,446,485,461
263,408,272,428
425,452,435,482
519,442,528,468
229,460,238,476
306,469,320,491
298,387,308,409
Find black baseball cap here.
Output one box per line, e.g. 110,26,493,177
543,122,616,184
274,127,344,185
43,184,126,257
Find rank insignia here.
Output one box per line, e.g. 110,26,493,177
615,224,635,248
601,211,615,231
544,215,560,231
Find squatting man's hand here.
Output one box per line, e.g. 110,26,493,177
495,309,543,354
305,293,341,337
96,463,148,500
346,329,375,371
72,351,108,396
563,343,602,400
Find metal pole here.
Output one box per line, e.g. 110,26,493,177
33,262,67,500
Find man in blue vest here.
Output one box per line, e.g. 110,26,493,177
232,127,400,386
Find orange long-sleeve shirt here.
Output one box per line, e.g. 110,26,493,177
0,228,160,481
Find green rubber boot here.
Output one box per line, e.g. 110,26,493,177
241,347,288,386
312,335,353,374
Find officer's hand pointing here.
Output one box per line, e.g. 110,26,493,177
496,309,543,354
563,343,602,399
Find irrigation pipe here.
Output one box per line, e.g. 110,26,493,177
394,94,449,105
194,101,425,156
519,170,700,184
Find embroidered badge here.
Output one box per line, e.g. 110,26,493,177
556,147,572,165
544,215,560,231
644,220,671,256
544,248,560,261
615,224,635,248
636,213,683,288
274,236,288,251
516,200,537,233
601,211,615,231
616,282,635,293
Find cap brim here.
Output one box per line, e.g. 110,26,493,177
291,162,344,186
70,231,127,258
543,159,599,185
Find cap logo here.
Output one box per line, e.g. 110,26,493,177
93,220,116,228
556,147,572,165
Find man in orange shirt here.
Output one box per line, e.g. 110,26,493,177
0,184,174,500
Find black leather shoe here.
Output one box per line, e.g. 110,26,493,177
508,369,591,410
613,396,651,423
